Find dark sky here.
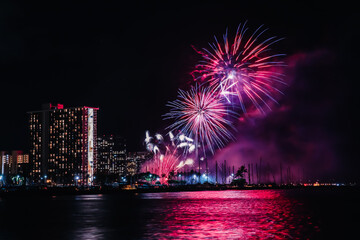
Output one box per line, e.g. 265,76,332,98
0,2,358,180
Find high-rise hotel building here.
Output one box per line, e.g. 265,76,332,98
28,103,98,186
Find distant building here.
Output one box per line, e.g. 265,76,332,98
16,151,29,177
96,135,127,180
0,151,10,177
127,151,151,176
28,103,98,186
0,151,29,184
10,151,21,175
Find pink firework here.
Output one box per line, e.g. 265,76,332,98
164,85,236,154
142,131,194,184
141,146,193,184
192,22,286,114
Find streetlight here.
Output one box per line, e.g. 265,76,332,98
42,175,48,186
75,176,80,187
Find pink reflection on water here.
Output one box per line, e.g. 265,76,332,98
141,190,319,239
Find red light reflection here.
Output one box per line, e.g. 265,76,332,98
141,190,320,239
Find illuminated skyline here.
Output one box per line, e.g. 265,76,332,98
0,1,357,182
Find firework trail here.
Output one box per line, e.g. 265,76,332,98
192,22,286,114
141,147,194,184
164,85,236,155
143,131,194,184
144,130,195,155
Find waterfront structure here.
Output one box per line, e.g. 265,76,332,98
96,135,127,182
28,103,98,186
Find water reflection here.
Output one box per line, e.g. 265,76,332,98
141,189,282,199
66,194,106,240
141,190,319,239
0,190,328,239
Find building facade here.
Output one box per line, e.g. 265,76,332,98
0,151,10,178
127,151,151,176
28,103,98,186
0,151,29,184
96,135,127,182
15,151,29,178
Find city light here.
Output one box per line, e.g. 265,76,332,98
27,104,99,187
0,21,350,195
0,6,355,240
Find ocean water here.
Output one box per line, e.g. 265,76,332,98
0,188,359,239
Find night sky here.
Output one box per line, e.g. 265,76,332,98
0,2,357,181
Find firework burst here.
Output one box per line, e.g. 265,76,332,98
144,130,196,155
164,85,236,154
142,147,194,184
142,131,194,184
192,22,286,114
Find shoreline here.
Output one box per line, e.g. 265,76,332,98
0,184,357,197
